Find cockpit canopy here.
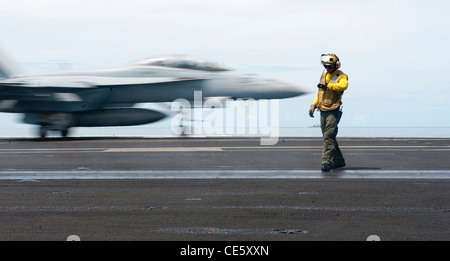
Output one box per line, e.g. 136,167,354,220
134,55,229,72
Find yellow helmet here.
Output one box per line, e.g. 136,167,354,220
321,53,341,69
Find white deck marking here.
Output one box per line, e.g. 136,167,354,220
0,170,449,180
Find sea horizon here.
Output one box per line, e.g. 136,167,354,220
0,126,449,139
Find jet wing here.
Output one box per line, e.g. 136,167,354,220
0,76,206,113
83,76,206,104
0,84,109,113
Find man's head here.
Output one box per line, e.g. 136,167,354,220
321,53,340,73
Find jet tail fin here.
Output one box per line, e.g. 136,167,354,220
0,48,19,79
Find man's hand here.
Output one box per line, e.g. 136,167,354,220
317,83,327,90
309,104,317,118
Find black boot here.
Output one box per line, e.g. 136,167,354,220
321,164,331,172
331,162,346,169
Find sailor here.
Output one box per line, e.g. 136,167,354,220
309,53,348,172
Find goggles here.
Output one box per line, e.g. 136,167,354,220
321,54,337,64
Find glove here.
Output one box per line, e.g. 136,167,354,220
309,104,317,118
317,83,327,90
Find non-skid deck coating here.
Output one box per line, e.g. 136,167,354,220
0,136,449,172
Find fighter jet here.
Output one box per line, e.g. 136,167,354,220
0,54,306,137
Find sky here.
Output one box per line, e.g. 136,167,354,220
0,0,449,136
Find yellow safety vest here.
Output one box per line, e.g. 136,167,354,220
314,70,348,111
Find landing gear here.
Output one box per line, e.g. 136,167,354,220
38,125,71,138
25,113,75,138
39,125,49,138
61,128,70,137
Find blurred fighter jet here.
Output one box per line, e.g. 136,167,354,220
0,53,306,137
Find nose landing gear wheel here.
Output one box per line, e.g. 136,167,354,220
39,125,49,138
61,128,69,137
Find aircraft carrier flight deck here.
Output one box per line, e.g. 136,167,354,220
0,136,448,241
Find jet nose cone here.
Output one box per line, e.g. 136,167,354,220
285,83,308,97
268,79,308,99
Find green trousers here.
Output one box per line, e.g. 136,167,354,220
320,109,345,166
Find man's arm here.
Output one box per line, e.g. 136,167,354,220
327,75,348,92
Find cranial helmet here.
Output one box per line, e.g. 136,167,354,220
321,53,341,69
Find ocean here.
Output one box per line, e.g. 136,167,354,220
1,126,449,139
